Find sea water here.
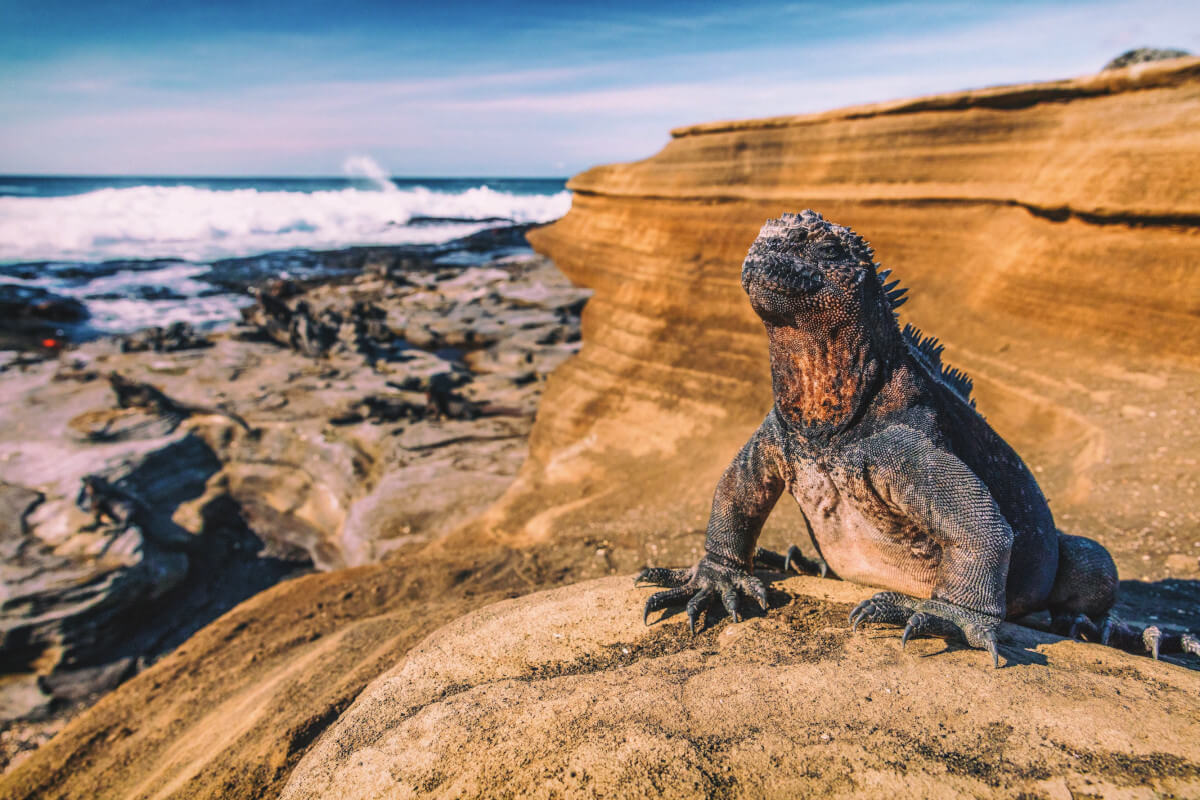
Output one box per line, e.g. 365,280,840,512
0,173,570,334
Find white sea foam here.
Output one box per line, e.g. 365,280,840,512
0,184,572,264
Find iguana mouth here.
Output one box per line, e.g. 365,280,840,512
742,263,823,295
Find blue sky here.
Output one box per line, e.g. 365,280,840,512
1,0,1197,176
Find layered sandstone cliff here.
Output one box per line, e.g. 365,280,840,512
3,59,1199,800
498,56,1200,580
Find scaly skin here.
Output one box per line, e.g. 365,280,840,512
638,210,1198,667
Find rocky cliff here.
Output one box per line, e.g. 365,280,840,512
3,59,1199,800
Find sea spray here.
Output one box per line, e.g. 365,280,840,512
341,155,399,193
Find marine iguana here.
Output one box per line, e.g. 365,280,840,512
638,210,1199,666
109,372,251,432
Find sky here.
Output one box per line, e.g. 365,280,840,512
1,0,1197,177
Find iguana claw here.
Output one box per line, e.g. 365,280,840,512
1144,626,1162,660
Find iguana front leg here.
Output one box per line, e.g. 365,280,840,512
638,412,792,633
847,426,1014,667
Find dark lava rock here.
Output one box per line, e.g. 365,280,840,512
1103,47,1191,70
0,259,189,287
118,322,212,353
199,250,368,295
0,285,88,324
0,284,92,349
450,222,540,252
198,224,540,294
405,215,513,226
86,285,188,302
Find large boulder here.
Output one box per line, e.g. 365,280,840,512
281,575,1200,799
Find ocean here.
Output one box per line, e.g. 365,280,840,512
0,174,571,335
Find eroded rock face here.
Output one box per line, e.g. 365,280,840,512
280,575,1200,800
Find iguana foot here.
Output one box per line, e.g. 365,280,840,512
637,557,769,633
753,546,831,578
849,591,1002,668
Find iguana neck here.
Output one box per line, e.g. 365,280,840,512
764,321,897,434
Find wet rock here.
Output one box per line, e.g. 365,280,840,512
0,428,311,741
0,247,586,775
118,322,212,353
0,285,91,349
85,285,187,302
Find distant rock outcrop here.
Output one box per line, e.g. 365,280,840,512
0,284,90,349
1104,47,1191,70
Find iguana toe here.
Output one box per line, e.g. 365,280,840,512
848,592,912,631
644,587,692,624
784,545,830,578
635,567,691,587
686,587,715,634
1088,616,1199,660
735,573,770,611
900,612,960,648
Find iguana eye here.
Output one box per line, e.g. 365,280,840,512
815,241,844,260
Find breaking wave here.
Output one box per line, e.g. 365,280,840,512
0,183,572,264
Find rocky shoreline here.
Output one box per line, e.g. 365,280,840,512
0,235,588,772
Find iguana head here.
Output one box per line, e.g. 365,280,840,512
740,210,905,330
